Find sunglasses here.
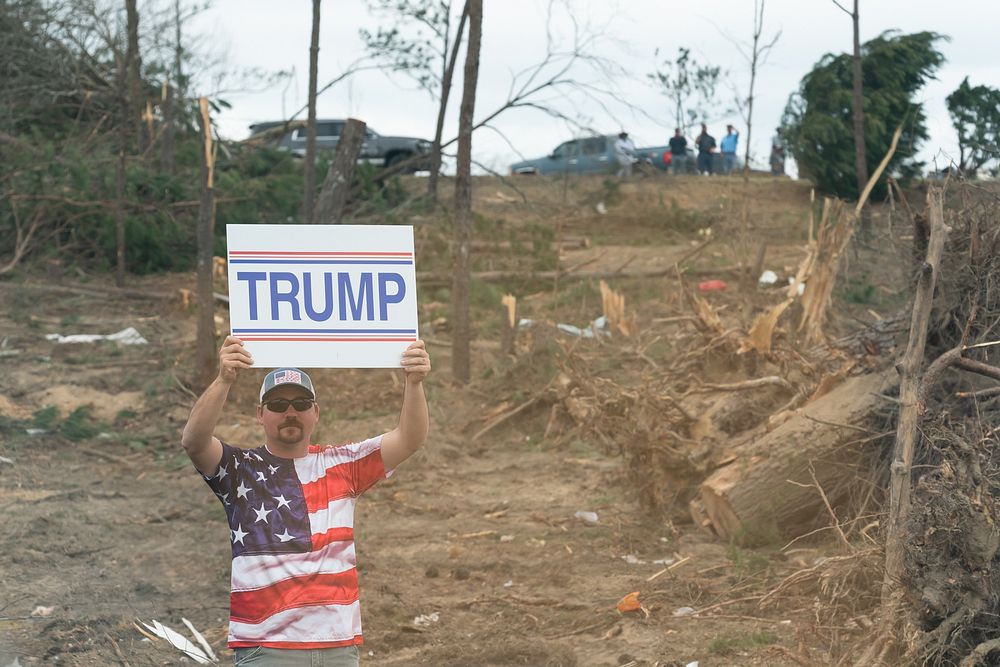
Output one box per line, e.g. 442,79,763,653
262,398,315,413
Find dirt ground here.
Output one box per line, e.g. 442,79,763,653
0,173,905,666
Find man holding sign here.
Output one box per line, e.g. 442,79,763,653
181,335,430,665
183,223,430,663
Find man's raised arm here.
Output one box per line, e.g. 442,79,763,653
181,335,254,476
381,340,431,471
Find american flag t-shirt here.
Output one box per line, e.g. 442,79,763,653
202,437,389,648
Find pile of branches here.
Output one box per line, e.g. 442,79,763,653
894,182,1000,666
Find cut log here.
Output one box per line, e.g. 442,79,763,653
696,372,889,543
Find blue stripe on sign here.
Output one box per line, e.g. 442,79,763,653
228,259,414,265
232,328,417,334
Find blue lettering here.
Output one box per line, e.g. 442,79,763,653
235,272,267,321
378,273,406,321
302,273,334,322
338,272,374,321
269,272,301,320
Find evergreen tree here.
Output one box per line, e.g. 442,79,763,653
781,31,946,198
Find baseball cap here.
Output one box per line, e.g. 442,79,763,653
259,368,316,402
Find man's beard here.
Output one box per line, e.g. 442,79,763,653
275,418,304,445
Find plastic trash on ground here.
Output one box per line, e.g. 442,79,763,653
574,510,599,525
557,316,609,338
758,270,778,286
698,280,727,292
672,606,696,617
413,612,440,627
137,619,216,664
45,327,148,345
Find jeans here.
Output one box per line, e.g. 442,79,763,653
233,645,360,667
697,152,713,175
670,154,686,173
722,152,737,174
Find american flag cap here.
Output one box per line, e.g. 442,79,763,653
259,367,316,402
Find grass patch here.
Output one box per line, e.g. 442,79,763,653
60,406,102,441
708,631,778,655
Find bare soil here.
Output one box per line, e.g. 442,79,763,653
0,174,903,666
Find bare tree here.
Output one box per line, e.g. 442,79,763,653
195,97,217,389
832,0,870,236
451,0,481,384
302,0,321,224
360,0,469,203
124,0,143,151
649,47,723,133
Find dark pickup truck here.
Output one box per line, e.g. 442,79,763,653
247,119,434,171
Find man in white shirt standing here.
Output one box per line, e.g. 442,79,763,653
614,131,636,179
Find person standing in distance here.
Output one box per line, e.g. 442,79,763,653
720,124,740,175
181,335,431,666
695,124,716,176
614,131,636,179
668,128,688,174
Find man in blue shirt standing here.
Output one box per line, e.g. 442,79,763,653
720,125,740,175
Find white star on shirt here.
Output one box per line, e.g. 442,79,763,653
236,482,251,500
268,465,279,475
274,495,291,510
274,529,295,543
253,503,272,524
232,524,248,545
243,451,253,460
256,471,267,482
216,466,228,481
233,457,240,470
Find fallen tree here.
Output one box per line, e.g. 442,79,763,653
695,372,890,543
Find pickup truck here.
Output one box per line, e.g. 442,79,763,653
510,135,681,175
246,119,434,172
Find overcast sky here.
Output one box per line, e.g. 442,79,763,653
191,0,1000,177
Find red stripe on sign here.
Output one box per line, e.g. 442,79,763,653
230,570,359,624
311,526,356,550
229,251,412,256
237,337,416,342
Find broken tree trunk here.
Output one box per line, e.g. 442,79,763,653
195,97,218,390
695,372,889,543
315,118,366,224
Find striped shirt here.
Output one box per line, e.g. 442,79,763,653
201,436,389,648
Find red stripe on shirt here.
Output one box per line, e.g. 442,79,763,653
311,526,355,550
230,637,363,649
230,570,359,624
301,470,354,512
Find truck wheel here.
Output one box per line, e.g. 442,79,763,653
386,152,413,172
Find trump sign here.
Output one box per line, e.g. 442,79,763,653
226,224,419,369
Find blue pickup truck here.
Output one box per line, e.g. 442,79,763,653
510,135,682,175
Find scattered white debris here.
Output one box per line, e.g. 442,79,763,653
574,510,599,525
621,554,644,565
686,662,700,667
0,455,13,465
596,202,607,215
503,580,514,588
672,606,696,617
30,606,54,617
413,613,440,627
181,618,218,663
758,270,778,286
499,534,515,543
46,327,148,345
137,619,216,664
652,557,675,565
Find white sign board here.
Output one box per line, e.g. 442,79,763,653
226,224,418,369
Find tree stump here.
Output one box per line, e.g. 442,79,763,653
696,372,889,543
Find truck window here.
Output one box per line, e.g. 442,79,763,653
552,141,577,158
581,138,606,155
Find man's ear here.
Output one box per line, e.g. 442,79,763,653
256,404,264,425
